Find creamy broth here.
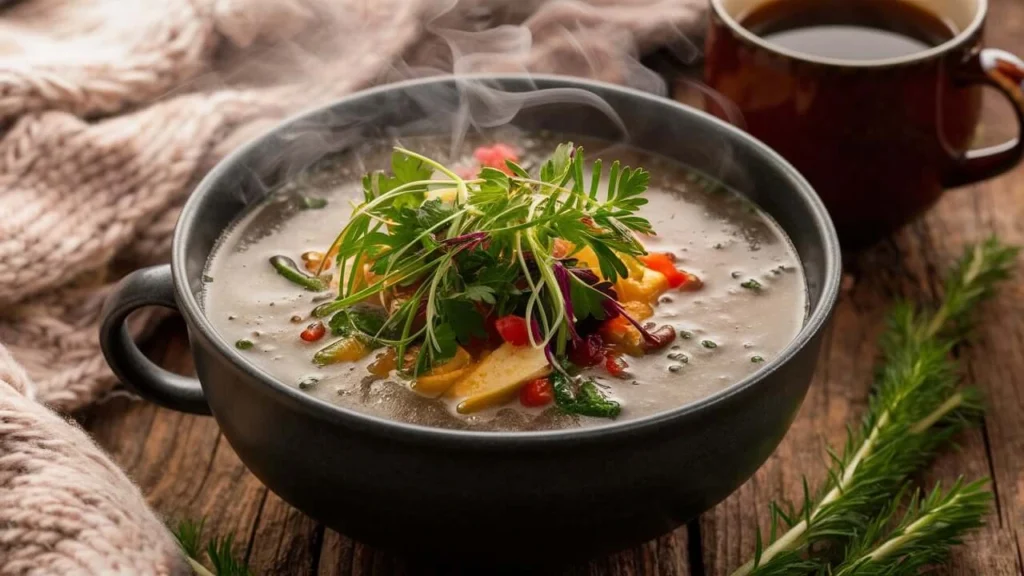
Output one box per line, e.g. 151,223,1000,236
203,133,807,431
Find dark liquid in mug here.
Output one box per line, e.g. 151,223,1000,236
741,0,958,61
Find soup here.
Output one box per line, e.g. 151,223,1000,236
203,133,807,431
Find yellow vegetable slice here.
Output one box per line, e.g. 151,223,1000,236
425,187,458,203
620,300,654,321
413,366,473,398
410,347,473,398
448,343,551,414
615,268,669,303
572,246,603,278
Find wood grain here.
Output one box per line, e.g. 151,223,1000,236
81,1,1024,573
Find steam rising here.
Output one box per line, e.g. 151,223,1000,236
183,0,731,194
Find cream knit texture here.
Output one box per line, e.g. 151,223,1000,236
0,0,705,573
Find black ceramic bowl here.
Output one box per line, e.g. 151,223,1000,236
100,75,841,565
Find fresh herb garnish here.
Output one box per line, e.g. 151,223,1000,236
702,340,718,349
314,143,653,374
741,278,762,291
328,303,391,339
550,370,621,418
234,339,253,350
751,355,764,363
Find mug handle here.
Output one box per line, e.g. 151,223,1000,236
944,48,1024,188
99,265,211,415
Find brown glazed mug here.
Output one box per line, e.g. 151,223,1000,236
705,0,1024,247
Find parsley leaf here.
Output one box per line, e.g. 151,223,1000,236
439,299,487,345
550,371,621,419
329,304,391,339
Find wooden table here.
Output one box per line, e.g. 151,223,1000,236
80,2,1024,573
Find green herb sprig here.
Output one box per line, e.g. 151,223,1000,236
312,143,653,374
172,519,253,576
734,238,1018,575
830,479,992,575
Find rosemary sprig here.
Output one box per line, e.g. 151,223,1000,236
172,519,253,576
829,479,992,576
735,238,1018,576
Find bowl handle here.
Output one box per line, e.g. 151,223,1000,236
99,265,211,415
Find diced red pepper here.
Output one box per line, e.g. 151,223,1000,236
495,315,532,346
473,144,519,175
520,378,554,407
605,353,630,379
568,333,606,367
639,253,688,289
300,321,326,342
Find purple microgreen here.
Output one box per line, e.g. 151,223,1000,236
552,262,582,346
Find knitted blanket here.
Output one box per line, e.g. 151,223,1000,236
0,0,705,573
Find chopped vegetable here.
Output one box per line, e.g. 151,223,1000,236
270,255,328,292
751,355,764,363
449,343,550,414
313,336,371,366
568,333,605,367
473,143,519,174
639,253,689,289
604,353,630,379
301,251,328,273
494,315,533,346
235,339,254,350
368,348,397,377
615,267,669,303
702,340,718,349
741,279,763,291
643,325,677,352
300,321,326,342
550,372,621,419
411,346,473,397
519,378,554,407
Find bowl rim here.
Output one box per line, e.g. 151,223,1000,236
173,73,842,447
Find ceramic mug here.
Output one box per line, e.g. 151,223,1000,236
705,0,1024,247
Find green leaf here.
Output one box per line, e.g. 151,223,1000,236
440,299,487,345
540,142,573,185
550,372,620,419
328,303,390,339
422,323,458,371
415,198,455,229
392,149,433,183
569,276,609,321
461,285,497,305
